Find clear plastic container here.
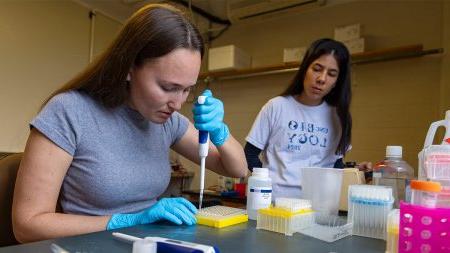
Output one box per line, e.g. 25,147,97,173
348,185,394,240
298,213,352,242
247,168,272,220
386,209,399,253
301,167,344,216
419,145,450,184
418,145,450,207
410,180,442,208
373,146,415,208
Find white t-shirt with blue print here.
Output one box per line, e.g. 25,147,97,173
246,95,342,200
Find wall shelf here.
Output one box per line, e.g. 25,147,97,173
199,44,443,82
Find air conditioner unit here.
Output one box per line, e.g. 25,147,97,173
227,0,326,23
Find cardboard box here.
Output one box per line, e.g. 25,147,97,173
283,47,306,63
208,45,251,72
343,37,365,54
339,168,366,211
334,23,361,42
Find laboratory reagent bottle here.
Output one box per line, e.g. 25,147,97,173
246,167,272,220
373,146,415,208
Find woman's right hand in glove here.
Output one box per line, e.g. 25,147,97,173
106,197,197,230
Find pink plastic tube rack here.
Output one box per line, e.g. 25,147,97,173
399,201,450,253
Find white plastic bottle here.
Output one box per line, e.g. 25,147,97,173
246,168,272,220
373,146,415,208
418,110,450,181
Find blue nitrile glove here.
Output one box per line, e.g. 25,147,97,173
106,198,197,230
192,90,230,146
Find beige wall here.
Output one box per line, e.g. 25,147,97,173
0,0,121,152
180,1,449,189
442,1,450,114
1,1,448,190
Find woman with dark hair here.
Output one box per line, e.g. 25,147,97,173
12,4,247,242
245,38,369,199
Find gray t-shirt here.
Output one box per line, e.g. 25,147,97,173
31,90,188,215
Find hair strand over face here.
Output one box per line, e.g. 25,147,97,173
281,38,352,156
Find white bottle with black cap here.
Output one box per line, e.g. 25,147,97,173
246,167,272,220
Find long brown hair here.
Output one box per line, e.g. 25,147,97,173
43,4,204,108
281,38,352,156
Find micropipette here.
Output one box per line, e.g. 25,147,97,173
50,244,70,253
198,95,209,210
112,232,219,253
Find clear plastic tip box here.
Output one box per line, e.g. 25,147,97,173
256,198,314,236
348,185,394,239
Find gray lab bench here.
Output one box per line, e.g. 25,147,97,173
0,221,385,253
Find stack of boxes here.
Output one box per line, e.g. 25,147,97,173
334,23,365,54
282,23,365,64
206,24,366,72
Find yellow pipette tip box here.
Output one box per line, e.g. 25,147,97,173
196,205,248,228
